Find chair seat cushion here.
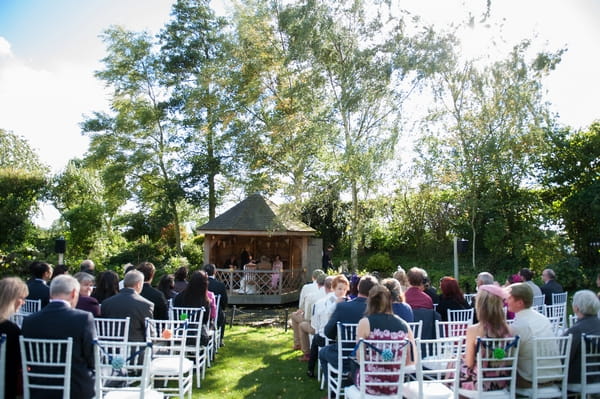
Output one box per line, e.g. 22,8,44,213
346,384,402,399
515,385,561,398
105,388,164,399
150,357,193,374
403,380,454,399
458,388,511,398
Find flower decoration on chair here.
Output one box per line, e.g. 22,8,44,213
492,347,506,360
111,355,125,370
381,348,394,361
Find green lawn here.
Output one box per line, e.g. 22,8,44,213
193,326,324,398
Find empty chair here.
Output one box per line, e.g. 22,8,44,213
458,336,520,398
20,336,73,399
21,299,41,314
169,306,209,388
94,317,131,343
345,338,410,399
94,339,163,399
515,334,572,398
551,292,567,305
436,320,470,339
448,308,475,324
567,334,600,397
327,322,358,399
403,337,462,399
145,318,193,399
545,303,567,331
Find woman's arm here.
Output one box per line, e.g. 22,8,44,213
463,324,478,369
356,317,370,340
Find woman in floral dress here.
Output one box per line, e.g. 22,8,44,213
355,284,415,395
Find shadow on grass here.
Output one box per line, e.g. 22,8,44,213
195,326,323,399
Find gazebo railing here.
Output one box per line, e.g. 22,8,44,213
215,268,305,296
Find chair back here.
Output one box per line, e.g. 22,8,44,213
0,334,6,399
145,318,189,353
552,292,567,305
94,317,131,343
20,336,73,399
523,335,572,398
407,320,423,340
94,339,156,398
570,334,600,396
405,337,462,399
471,336,520,395
412,308,441,341
464,293,476,307
9,312,26,328
533,295,546,312
448,308,474,324
169,306,205,324
568,314,578,329
22,299,41,314
327,322,358,399
348,338,410,398
435,320,470,339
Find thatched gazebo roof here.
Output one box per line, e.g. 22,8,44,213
197,194,316,236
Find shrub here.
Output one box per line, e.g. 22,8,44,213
365,252,394,277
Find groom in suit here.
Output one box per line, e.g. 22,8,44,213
319,274,378,383
26,260,53,307
21,274,96,399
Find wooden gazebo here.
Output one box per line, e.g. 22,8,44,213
197,194,322,305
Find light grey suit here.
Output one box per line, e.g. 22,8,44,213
100,287,154,341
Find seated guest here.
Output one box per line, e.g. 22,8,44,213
173,266,188,293
26,261,52,307
423,274,440,304
298,273,327,361
50,264,69,281
79,259,95,275
506,282,561,387
405,267,433,310
93,270,120,303
21,275,96,399
291,269,324,351
437,276,471,321
137,261,168,320
118,263,135,290
173,271,213,325
382,278,413,322
157,274,177,300
354,284,415,395
519,268,543,297
101,270,154,341
0,277,29,399
74,272,100,317
460,284,513,390
204,264,228,343
540,268,564,305
563,290,600,384
393,267,410,294
307,275,336,377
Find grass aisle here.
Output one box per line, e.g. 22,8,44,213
194,326,324,398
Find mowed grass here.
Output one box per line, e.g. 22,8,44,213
193,325,323,399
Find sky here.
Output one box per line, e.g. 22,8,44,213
1,0,599,225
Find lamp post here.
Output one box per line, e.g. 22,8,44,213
55,236,66,265
453,237,469,279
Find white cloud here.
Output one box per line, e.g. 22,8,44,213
0,37,11,57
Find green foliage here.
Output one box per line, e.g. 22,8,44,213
547,257,588,293
365,252,394,277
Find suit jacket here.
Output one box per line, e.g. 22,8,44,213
21,301,96,399
101,288,154,341
564,315,600,383
208,276,228,309
140,283,168,320
541,280,564,305
323,296,367,340
26,278,50,307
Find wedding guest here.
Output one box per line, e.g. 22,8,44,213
50,264,69,280
460,284,513,390
540,268,564,305
93,270,120,304
563,290,600,384
22,275,96,399
437,276,470,321
79,259,95,275
137,261,168,320
0,277,28,399
173,271,213,324
519,268,543,297
157,274,177,300
74,272,100,317
405,267,433,310
354,284,415,395
393,267,410,294
382,277,413,322
118,263,135,290
271,254,283,289
26,261,52,307
173,266,188,293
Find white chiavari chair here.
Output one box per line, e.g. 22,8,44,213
169,306,209,388
94,317,131,343
327,322,358,399
567,334,600,397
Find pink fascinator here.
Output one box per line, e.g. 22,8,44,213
479,284,508,300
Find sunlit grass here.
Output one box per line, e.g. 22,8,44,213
192,325,323,398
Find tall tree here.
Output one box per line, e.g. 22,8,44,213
420,41,561,268
160,0,234,220
277,0,448,267
82,27,186,253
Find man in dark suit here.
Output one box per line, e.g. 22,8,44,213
319,274,378,383
137,261,168,319
101,270,154,341
541,268,564,305
21,274,96,399
26,260,52,307
204,263,228,343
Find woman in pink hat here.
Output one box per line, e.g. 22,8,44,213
460,284,514,390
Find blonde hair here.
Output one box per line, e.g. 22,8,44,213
475,289,510,338
0,277,28,322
